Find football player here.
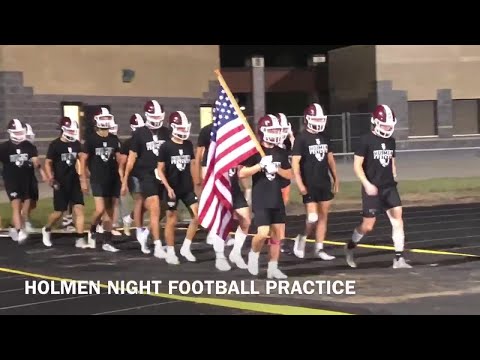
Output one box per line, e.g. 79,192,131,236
118,113,145,236
121,100,169,257
23,123,39,233
291,103,337,260
156,111,198,265
0,119,46,244
238,114,293,279
79,107,121,252
275,113,295,206
345,104,411,269
41,117,88,248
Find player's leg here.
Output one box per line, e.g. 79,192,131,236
269,219,288,279
247,209,271,276
162,197,180,264
137,176,160,255
41,187,69,247
228,206,250,269
344,188,380,268
314,198,335,260
281,184,291,206
88,183,108,246
293,195,317,258
180,193,199,262
384,186,411,269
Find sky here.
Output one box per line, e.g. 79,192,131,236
219,45,347,67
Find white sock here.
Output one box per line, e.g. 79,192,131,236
268,261,278,271
352,228,364,243
213,235,225,254
233,227,247,253
315,242,324,251
182,238,192,250
154,240,162,247
392,232,405,252
167,246,175,255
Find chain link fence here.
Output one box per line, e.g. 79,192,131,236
246,112,373,154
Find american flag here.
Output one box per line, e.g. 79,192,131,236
198,84,259,240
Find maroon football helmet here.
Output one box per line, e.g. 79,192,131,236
7,119,26,144
304,103,327,133
144,100,165,129
129,113,145,132
169,111,191,140
59,116,79,142
94,107,114,129
257,114,284,145
371,104,397,138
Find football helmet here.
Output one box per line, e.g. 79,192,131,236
25,123,35,143
109,120,118,136
94,107,114,129
130,113,145,132
7,119,26,144
304,103,327,133
371,104,397,138
257,114,284,145
169,111,191,140
59,116,79,142
275,112,291,143
144,100,165,129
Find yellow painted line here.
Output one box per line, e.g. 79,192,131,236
0,267,352,315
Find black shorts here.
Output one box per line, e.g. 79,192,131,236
362,185,402,218
140,175,164,200
54,180,84,212
302,187,334,204
232,188,248,210
4,177,32,202
165,191,198,211
91,178,120,198
254,208,286,227
29,175,39,202
128,176,141,194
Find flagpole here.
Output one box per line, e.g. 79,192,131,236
214,69,266,157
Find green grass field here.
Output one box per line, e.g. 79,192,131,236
1,177,480,228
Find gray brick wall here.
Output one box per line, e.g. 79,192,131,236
0,71,206,142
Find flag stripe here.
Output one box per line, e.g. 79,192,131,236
198,82,259,240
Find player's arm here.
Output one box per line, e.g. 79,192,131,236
291,155,306,192
392,158,397,179
79,147,89,193
277,152,293,180
195,146,205,185
44,159,54,183
123,151,137,183
156,161,172,190
32,156,47,182
353,155,370,187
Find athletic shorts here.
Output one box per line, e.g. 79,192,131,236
91,178,121,198
164,191,198,211
128,176,141,194
140,175,164,200
4,177,31,202
302,187,334,204
253,207,286,227
53,179,84,212
362,185,402,218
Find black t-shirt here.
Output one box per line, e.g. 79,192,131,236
197,123,213,167
292,130,333,190
130,126,170,178
354,131,396,188
158,139,195,194
241,146,291,210
46,138,81,183
227,167,242,195
0,140,38,184
277,138,293,188
81,132,121,185
120,137,132,156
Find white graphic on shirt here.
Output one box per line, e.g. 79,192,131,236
265,161,281,181
308,139,328,162
373,143,394,168
171,149,191,172
95,142,114,162
10,149,29,167
61,147,77,166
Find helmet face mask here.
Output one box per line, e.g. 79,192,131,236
144,100,165,130
371,104,397,138
304,103,327,133
7,119,27,144
169,111,191,140
60,117,79,142
258,114,284,146
94,107,115,130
